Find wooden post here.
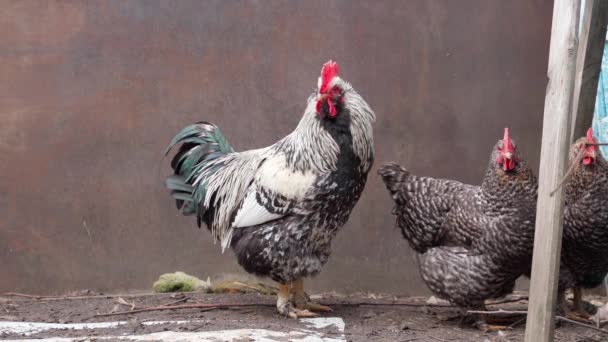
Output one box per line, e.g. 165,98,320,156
524,1,581,342
570,0,608,142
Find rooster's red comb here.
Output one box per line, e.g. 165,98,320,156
319,60,339,94
586,127,595,143
503,127,513,151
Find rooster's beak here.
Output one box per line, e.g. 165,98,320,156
504,152,513,160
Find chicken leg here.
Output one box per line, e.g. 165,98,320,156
474,305,510,332
276,283,317,318
476,314,510,332
291,278,333,313
558,291,591,324
570,287,593,320
573,287,590,316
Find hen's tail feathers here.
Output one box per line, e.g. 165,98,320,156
378,162,410,195
164,122,233,226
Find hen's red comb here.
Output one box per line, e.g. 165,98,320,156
503,128,514,152
319,60,339,94
586,127,595,143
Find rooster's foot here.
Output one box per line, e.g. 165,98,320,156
563,311,592,324
559,293,593,324
277,282,320,318
291,279,333,313
305,302,333,312
278,302,319,318
571,287,595,319
295,299,333,313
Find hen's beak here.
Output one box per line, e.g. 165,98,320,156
504,152,513,160
583,148,597,165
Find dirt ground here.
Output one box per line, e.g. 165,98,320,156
0,291,606,341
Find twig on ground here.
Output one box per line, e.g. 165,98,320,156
595,318,608,328
161,297,189,307
509,316,527,328
466,309,608,334
3,293,65,299
338,301,451,308
3,292,204,301
3,292,456,308
467,310,527,315
486,296,528,305
92,303,274,318
428,336,446,342
190,322,209,331
556,316,608,334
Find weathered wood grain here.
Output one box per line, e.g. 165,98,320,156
524,1,581,341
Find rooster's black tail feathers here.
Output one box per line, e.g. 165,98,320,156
164,122,233,223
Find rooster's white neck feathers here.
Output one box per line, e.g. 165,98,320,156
283,77,375,173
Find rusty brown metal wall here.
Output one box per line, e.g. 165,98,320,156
0,0,552,295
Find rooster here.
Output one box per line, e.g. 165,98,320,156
378,129,537,329
557,128,608,320
164,61,375,318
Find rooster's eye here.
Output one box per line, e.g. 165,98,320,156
328,86,342,97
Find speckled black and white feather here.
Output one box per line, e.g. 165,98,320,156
379,139,537,309
165,75,375,284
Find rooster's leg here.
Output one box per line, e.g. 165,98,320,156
291,278,333,312
572,287,590,317
558,290,591,323
276,282,317,318
570,287,593,320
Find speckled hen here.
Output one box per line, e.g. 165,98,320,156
378,129,537,328
558,128,608,319
164,61,375,318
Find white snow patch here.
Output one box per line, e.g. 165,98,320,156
0,317,346,342
0,320,203,336
301,317,345,331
